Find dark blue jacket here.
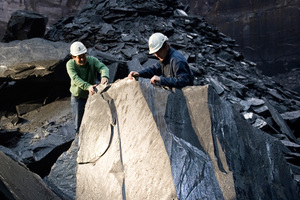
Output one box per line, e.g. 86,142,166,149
138,47,194,88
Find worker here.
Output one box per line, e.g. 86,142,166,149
66,41,109,133
128,32,194,88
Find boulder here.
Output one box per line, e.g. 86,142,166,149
2,10,48,42
0,151,60,200
0,38,69,80
75,78,299,199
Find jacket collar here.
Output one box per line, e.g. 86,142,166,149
161,47,174,65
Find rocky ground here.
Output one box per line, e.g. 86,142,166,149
1,97,71,132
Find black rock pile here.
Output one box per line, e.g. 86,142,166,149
44,0,300,184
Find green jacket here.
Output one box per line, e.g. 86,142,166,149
66,56,109,98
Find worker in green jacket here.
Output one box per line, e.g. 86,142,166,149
66,41,109,134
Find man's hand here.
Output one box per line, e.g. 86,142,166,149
100,77,108,84
150,75,161,85
88,84,97,95
128,71,139,79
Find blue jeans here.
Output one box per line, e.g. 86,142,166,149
71,95,87,133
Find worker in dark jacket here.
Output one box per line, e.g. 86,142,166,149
128,32,194,88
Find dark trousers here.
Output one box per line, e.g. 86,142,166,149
71,95,87,133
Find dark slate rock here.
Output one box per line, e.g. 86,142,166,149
0,151,60,200
93,49,125,64
100,23,116,36
263,97,296,142
0,145,21,162
281,140,300,149
239,97,265,111
267,88,286,101
142,58,159,68
281,110,300,137
2,10,48,42
11,122,75,174
132,53,149,65
189,64,203,76
107,62,120,83
214,62,227,71
219,76,247,91
208,88,300,200
281,110,300,122
252,117,268,129
6,98,75,178
16,101,43,116
252,105,269,115
127,58,145,72
207,76,225,95
289,164,300,177
121,47,138,58
44,137,79,200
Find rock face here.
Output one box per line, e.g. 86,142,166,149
181,0,300,77
75,78,298,199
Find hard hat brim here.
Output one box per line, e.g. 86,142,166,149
149,49,157,54
71,49,87,56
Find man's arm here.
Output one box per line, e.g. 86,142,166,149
93,58,109,78
92,57,109,84
138,62,162,78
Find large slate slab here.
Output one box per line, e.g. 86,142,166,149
75,78,299,199
0,38,69,79
0,151,60,200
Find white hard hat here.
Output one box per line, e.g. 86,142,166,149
70,41,87,56
148,33,168,54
